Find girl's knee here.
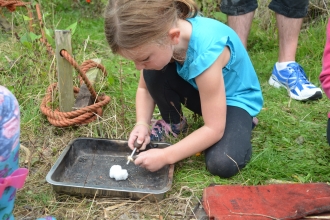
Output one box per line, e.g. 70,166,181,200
205,153,249,178
206,159,240,178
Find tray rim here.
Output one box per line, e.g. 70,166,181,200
46,137,174,195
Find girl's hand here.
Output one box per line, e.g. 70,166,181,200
134,148,168,172
128,124,150,151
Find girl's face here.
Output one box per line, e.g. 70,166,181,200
119,42,173,71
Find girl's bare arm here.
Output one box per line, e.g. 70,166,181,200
128,71,155,149
163,47,230,164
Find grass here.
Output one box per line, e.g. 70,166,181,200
0,1,329,219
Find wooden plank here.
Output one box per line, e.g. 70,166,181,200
55,30,75,112
74,58,102,109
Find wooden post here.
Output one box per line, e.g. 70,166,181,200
55,30,75,112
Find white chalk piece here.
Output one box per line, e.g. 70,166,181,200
109,165,128,181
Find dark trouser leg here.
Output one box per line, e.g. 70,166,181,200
205,106,252,178
220,0,258,16
268,0,309,18
143,62,202,124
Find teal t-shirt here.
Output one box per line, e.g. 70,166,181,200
176,16,263,117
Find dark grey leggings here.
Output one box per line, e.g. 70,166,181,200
143,62,252,178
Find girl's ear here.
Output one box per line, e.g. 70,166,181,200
168,28,180,45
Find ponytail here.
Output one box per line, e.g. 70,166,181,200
175,0,198,19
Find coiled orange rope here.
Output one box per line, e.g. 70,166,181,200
0,0,29,12
33,3,111,127
39,50,111,127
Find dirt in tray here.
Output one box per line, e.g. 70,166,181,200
61,154,169,190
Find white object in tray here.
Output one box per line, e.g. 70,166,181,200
109,165,128,181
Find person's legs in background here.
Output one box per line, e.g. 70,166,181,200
268,0,322,101
220,0,257,48
220,0,322,101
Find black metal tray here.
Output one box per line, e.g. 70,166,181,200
46,138,173,201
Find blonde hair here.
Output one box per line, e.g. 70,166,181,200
104,0,198,54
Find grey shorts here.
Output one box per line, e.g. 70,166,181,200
220,0,309,18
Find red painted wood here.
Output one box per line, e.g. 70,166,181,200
202,183,330,220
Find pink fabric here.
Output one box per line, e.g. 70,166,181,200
0,168,28,197
320,19,330,118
